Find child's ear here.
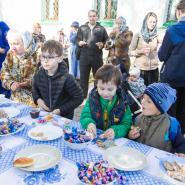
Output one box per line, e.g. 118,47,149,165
58,56,63,63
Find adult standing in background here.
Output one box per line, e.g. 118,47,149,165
53,28,70,69
32,22,46,48
129,12,160,86
158,0,185,134
69,21,80,80
0,21,10,98
77,10,108,98
105,16,133,72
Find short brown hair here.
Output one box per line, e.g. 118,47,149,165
88,9,97,16
176,0,185,13
95,64,122,86
41,40,63,56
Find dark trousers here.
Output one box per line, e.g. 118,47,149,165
79,54,103,98
168,86,185,134
140,68,159,86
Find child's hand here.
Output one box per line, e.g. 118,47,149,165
52,109,60,115
175,153,185,158
128,126,141,139
100,128,115,139
37,98,50,111
87,123,96,138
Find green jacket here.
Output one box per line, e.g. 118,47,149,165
80,95,132,138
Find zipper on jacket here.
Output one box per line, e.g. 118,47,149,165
48,77,52,109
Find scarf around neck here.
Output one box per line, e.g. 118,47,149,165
140,13,157,43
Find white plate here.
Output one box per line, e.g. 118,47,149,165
159,156,185,184
28,125,63,141
0,107,20,118
103,146,147,171
14,145,61,171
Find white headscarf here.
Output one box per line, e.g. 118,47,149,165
7,30,36,50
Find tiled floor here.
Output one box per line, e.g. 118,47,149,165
73,82,94,121
73,103,84,121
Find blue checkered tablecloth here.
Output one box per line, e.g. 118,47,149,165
0,100,175,185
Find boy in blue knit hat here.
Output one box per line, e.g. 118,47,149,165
128,83,185,155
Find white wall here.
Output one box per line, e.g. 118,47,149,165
117,0,169,34
0,0,93,39
0,0,41,31
0,0,170,39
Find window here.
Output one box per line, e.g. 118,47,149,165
95,0,117,20
41,0,59,24
166,0,179,21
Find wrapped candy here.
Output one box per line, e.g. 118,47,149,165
0,118,24,135
77,161,127,185
63,127,91,143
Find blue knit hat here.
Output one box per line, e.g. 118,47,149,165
144,83,176,113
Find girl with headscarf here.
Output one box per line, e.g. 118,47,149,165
105,16,133,72
1,30,39,106
129,12,160,86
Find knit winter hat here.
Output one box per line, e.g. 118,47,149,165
129,67,140,78
144,83,176,113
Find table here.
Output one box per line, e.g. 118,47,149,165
0,99,183,185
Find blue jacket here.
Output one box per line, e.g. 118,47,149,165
70,31,77,45
168,117,185,153
0,21,9,67
158,19,185,87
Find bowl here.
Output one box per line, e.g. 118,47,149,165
64,139,91,150
0,118,25,136
30,109,40,119
63,128,92,150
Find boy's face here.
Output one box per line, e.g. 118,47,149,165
97,80,117,100
141,94,161,116
41,51,62,74
9,37,25,56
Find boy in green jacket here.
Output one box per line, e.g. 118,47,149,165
80,64,132,139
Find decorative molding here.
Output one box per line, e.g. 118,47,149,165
41,0,59,24
96,0,117,21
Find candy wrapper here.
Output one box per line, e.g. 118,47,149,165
77,160,126,185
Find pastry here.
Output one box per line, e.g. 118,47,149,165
13,157,34,167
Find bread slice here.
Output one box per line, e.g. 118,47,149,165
13,157,34,168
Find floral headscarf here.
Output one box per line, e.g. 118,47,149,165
141,12,157,43
115,16,127,33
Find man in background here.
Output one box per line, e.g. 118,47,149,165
77,10,108,98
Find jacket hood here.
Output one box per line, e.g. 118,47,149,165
170,21,185,40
